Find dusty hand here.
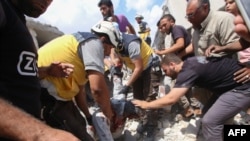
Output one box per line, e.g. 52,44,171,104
205,45,224,57
234,66,250,83
131,99,148,109
153,49,161,55
48,61,74,78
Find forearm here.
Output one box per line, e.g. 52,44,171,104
125,68,142,86
88,73,114,120
92,87,113,120
38,66,51,79
178,44,193,58
147,95,176,109
147,89,186,109
160,44,184,55
0,98,51,140
221,40,245,52
75,86,91,118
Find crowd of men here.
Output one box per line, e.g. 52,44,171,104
1,0,250,141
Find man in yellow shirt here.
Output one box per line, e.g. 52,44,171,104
38,21,121,141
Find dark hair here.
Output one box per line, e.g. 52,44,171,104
188,0,210,9
161,53,182,66
98,0,113,7
160,14,176,23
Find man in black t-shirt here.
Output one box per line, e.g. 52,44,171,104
0,0,79,140
132,53,250,141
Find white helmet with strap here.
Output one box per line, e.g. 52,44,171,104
91,21,122,49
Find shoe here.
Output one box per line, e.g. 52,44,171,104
239,114,250,125
193,108,202,117
182,106,194,118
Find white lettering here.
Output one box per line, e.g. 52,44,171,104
235,129,240,136
228,129,247,136
228,129,235,136
17,51,37,76
241,129,246,136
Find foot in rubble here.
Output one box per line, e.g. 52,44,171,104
182,106,194,118
136,120,158,141
239,113,250,125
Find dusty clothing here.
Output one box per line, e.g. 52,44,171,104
41,89,93,141
192,10,240,57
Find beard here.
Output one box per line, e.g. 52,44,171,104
169,69,178,80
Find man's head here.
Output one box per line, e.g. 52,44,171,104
98,0,114,20
158,14,175,34
186,0,210,29
135,14,143,24
11,0,53,18
161,53,183,79
91,21,122,55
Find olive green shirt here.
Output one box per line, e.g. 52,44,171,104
192,10,240,57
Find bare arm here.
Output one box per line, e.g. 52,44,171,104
109,48,122,66
132,87,189,109
125,57,143,86
75,85,91,119
205,40,246,57
177,43,194,59
0,98,80,141
154,38,185,55
87,70,114,120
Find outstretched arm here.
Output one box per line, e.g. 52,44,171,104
132,87,188,109
154,38,185,56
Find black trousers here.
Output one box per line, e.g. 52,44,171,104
40,88,94,141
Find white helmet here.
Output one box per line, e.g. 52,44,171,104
91,21,122,48
135,14,144,19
